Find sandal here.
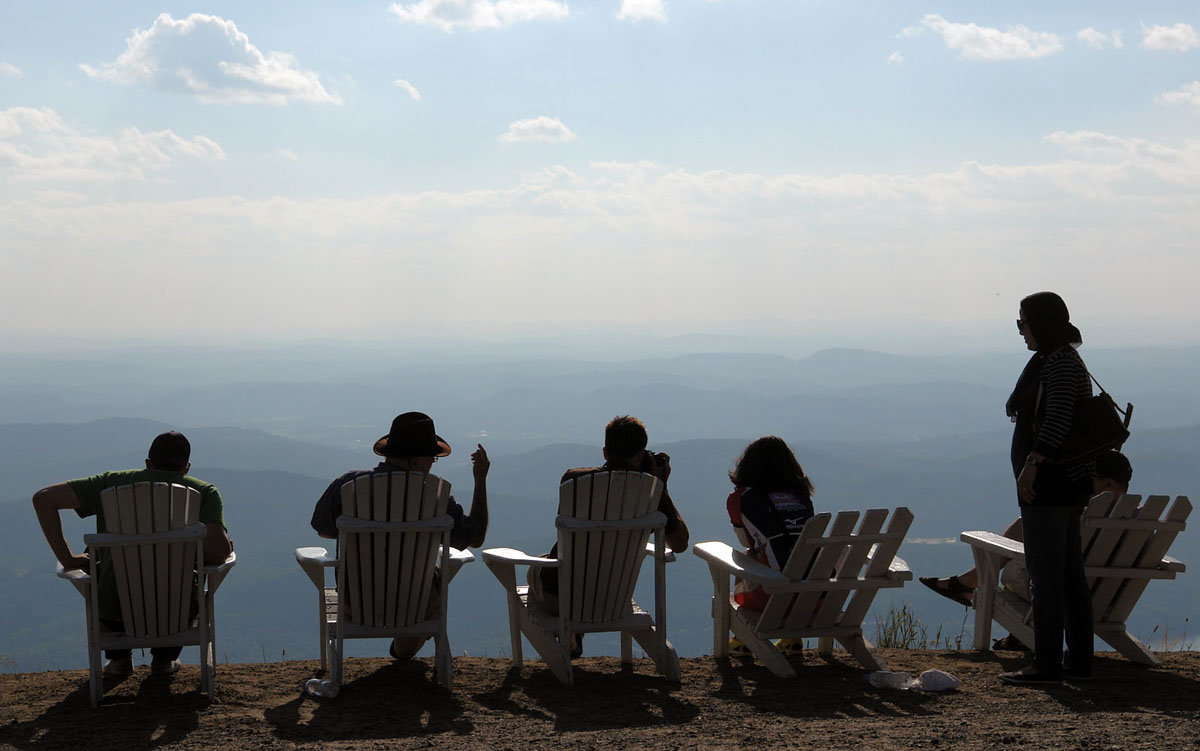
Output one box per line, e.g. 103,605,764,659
919,575,974,608
774,638,804,657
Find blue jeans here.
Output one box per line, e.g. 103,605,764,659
1020,504,1093,674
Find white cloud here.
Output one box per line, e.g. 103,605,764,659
5,130,1200,334
1077,27,1123,49
389,0,568,32
618,0,667,23
886,50,904,64
1142,22,1199,52
80,13,340,105
0,62,20,78
0,106,224,181
1157,81,1200,112
276,149,299,161
394,79,421,100
919,14,1063,60
498,116,576,143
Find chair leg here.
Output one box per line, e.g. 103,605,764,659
620,632,633,664
1097,624,1160,665
817,636,834,656
88,645,102,708
630,627,681,682
435,632,452,688
729,617,795,678
318,590,329,673
839,633,887,672
507,590,524,668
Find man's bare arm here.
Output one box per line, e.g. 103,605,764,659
32,483,89,570
464,444,490,548
204,523,233,565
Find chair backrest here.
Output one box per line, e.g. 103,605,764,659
756,507,914,633
337,471,452,629
97,482,203,639
1081,493,1191,621
556,471,663,624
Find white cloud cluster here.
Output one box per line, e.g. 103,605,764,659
918,14,1063,60
0,106,224,181
0,62,21,78
80,13,339,105
1157,81,1200,112
5,129,1200,333
1142,22,1199,52
389,0,568,32
1076,27,1122,49
618,0,667,23
394,79,422,100
886,51,904,65
499,116,576,143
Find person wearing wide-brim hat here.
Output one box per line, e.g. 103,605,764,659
309,411,490,658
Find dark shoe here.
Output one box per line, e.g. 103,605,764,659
570,633,584,660
992,633,1030,651
389,637,425,661
1062,665,1092,681
102,656,133,677
999,667,1063,685
150,658,181,677
919,575,974,608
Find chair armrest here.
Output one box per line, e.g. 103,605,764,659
204,551,237,594
56,562,91,598
692,540,788,588
1162,555,1186,574
481,547,556,568
960,530,1025,560
296,546,337,590
643,542,677,562
448,547,475,566
886,555,914,582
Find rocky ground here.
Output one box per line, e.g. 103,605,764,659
1,649,1198,750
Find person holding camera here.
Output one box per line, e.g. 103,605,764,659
527,415,689,656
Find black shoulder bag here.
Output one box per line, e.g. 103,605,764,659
1038,365,1133,465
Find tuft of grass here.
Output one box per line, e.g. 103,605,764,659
873,602,968,650
1150,617,1193,651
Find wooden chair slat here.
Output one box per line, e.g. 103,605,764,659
778,510,860,632
382,472,401,628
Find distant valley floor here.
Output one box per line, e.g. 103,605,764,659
2,649,1198,750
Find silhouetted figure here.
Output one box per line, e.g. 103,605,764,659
32,431,233,677
999,292,1095,684
310,411,489,660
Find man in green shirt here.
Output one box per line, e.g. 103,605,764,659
32,431,233,677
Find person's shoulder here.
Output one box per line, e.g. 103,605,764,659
561,466,601,483
179,473,220,494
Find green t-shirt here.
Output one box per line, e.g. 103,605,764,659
68,469,226,623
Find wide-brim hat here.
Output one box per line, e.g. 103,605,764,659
373,411,451,458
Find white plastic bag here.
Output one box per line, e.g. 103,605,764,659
915,669,961,692
304,677,340,698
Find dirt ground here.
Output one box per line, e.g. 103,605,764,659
1,649,1198,750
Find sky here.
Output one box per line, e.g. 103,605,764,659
1,1,1198,343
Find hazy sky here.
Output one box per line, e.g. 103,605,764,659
2,2,1198,340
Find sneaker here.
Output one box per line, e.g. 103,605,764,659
728,637,752,657
150,658,181,677
1062,665,1093,681
774,638,804,657
102,656,133,677
999,667,1063,685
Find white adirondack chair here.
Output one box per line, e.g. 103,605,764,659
481,470,680,685
294,471,473,695
961,492,1191,665
56,482,237,707
693,507,914,678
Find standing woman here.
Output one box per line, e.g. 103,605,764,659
1001,292,1095,684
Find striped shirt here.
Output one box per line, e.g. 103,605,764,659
1034,346,1094,480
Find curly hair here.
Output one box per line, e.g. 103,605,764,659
729,436,813,499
